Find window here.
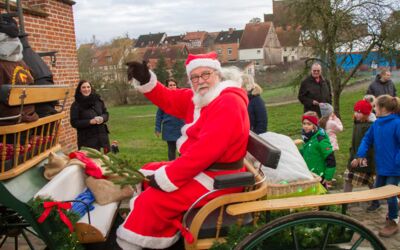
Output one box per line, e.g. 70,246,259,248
217,48,222,54
284,47,287,52
227,48,232,55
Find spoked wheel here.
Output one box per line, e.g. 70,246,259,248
235,211,385,250
0,205,40,250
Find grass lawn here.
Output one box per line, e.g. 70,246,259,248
107,82,399,189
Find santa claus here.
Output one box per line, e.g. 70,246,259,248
116,52,250,249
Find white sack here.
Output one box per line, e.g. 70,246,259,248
258,132,313,183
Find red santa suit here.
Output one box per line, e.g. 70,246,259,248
117,54,249,249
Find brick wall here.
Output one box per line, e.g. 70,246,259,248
3,0,79,152
214,43,240,63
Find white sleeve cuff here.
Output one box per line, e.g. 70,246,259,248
132,70,157,93
154,165,178,192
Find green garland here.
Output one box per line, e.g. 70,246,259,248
210,206,351,249
82,147,146,188
29,197,84,250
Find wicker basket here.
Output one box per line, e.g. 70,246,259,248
264,173,322,199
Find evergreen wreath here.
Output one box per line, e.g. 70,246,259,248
29,197,84,250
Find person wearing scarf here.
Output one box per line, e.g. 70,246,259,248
70,80,110,153
299,111,336,189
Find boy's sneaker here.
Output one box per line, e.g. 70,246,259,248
366,203,380,212
379,219,399,237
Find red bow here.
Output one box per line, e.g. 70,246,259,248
69,151,105,179
37,201,74,232
172,220,194,244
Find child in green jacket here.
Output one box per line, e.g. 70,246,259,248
299,111,336,188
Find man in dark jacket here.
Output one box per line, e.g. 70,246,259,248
298,63,332,117
367,69,396,97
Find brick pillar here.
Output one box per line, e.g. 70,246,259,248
21,0,78,153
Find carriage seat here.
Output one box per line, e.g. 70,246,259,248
184,131,281,249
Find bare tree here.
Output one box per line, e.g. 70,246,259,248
289,0,400,114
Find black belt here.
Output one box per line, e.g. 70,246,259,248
207,159,244,171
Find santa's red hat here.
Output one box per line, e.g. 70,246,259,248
185,52,222,76
354,100,372,115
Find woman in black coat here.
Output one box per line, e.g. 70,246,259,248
70,80,110,153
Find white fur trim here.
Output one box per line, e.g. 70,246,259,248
117,228,179,249
154,165,178,192
194,172,214,191
177,79,241,151
117,197,180,248
132,70,157,93
139,169,155,177
186,59,222,76
176,107,201,152
116,237,142,250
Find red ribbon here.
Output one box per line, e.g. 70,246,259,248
69,151,105,179
37,201,74,232
172,220,194,244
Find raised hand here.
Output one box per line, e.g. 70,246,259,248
126,61,151,85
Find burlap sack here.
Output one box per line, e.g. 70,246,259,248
86,176,133,205
43,152,69,180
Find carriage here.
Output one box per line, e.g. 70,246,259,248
2,1,400,249
1,99,399,250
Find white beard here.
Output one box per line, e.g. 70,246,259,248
192,84,219,108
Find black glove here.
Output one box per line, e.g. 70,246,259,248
147,175,162,191
126,61,151,85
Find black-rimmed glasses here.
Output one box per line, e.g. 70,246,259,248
190,71,215,83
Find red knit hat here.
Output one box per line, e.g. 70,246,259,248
354,100,372,115
302,115,319,127
185,52,222,76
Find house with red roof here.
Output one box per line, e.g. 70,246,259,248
239,21,281,68
183,31,208,48
275,26,302,63
214,28,243,63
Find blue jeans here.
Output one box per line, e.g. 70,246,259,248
371,175,400,220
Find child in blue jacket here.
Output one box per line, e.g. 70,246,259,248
353,95,400,237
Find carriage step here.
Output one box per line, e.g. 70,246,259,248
226,185,400,216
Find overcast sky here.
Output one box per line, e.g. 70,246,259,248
73,0,273,44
